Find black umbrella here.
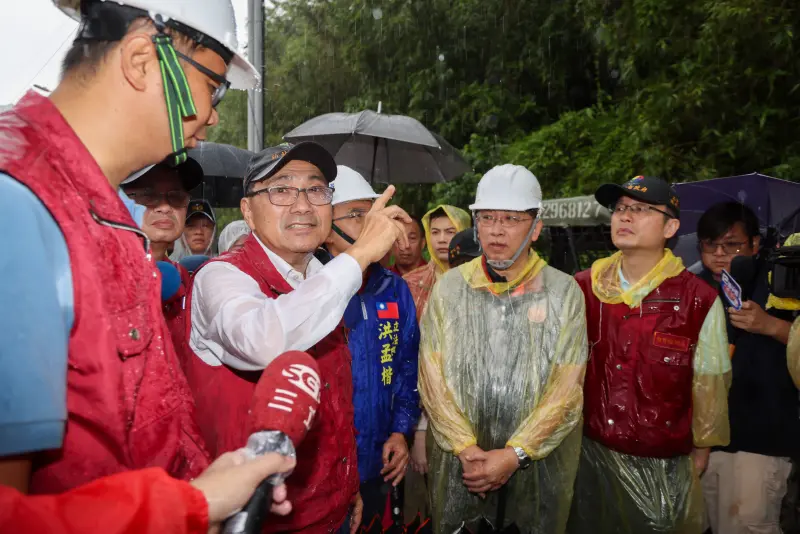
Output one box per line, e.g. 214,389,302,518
284,110,471,184
187,141,255,208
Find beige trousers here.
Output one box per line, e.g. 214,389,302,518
701,450,792,534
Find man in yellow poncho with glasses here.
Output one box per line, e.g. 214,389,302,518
568,176,731,534
419,165,588,534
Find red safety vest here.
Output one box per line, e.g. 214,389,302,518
0,92,209,493
180,234,360,533
575,269,717,457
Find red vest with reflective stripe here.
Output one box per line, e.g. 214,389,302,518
575,269,717,457
180,234,359,533
0,92,209,493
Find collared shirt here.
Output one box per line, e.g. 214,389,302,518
189,234,363,371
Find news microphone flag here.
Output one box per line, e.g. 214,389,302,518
223,351,321,534
376,301,399,320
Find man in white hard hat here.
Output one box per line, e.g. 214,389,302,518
418,164,588,534
180,148,413,534
323,166,421,527
0,0,295,529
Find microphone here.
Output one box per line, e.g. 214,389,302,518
730,255,757,301
223,351,322,534
156,261,182,302
179,254,211,274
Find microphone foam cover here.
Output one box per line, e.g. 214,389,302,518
179,254,210,274
156,261,182,302
250,351,322,445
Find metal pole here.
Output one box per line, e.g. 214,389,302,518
247,0,264,153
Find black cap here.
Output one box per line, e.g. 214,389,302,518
186,199,216,224
449,229,482,267
123,157,204,192
595,175,680,216
244,142,338,192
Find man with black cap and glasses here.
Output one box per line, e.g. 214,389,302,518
0,0,299,531
568,176,731,533
122,158,203,348
181,142,413,534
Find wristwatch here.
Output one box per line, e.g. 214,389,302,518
513,446,532,470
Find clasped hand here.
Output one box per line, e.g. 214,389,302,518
457,445,519,497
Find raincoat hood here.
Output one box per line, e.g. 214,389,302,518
422,204,471,273
218,220,251,253
170,204,217,261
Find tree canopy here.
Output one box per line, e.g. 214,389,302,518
209,0,800,217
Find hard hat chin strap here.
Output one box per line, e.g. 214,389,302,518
332,223,356,245
473,211,540,272
152,25,197,166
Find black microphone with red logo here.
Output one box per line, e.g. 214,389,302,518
222,351,322,534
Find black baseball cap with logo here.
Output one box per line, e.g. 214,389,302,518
243,142,338,192
595,175,680,217
449,228,482,267
186,199,216,224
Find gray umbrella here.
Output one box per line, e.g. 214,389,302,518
187,141,254,179
284,110,471,184
186,142,255,208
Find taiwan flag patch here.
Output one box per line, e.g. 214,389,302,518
376,302,400,320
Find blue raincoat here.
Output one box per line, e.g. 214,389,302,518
344,265,421,482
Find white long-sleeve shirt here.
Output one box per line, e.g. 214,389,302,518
189,235,363,371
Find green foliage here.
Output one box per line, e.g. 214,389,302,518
208,0,799,213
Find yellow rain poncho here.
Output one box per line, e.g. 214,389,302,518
790,317,800,388
404,205,471,321
419,251,588,534
568,250,731,534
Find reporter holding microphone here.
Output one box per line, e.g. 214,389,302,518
179,142,412,534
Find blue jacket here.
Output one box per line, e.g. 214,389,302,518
344,265,421,482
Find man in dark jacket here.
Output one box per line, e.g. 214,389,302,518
696,201,798,534
324,166,421,526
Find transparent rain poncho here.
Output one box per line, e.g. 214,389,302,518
404,204,471,321
418,251,588,534
568,249,731,534
790,317,800,388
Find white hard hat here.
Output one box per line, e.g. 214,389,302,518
468,164,543,212
54,0,258,90
331,166,380,206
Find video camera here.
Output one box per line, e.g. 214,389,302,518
732,230,800,301
769,244,800,299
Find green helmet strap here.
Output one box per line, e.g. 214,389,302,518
152,33,197,166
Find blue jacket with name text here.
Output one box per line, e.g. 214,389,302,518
344,265,421,482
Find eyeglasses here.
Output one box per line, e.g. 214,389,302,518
475,213,533,228
174,50,230,108
333,209,369,222
246,185,335,206
699,240,748,255
611,203,675,218
127,189,191,209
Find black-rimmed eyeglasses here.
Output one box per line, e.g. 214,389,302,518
175,50,230,108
